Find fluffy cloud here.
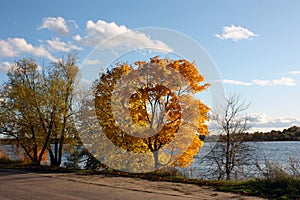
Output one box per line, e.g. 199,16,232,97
215,25,257,42
0,38,56,61
38,17,69,36
0,40,16,57
249,113,300,132
47,37,82,52
220,77,296,86
75,20,172,51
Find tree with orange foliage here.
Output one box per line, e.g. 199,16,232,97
23,147,49,164
94,56,210,169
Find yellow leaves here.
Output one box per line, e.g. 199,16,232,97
168,59,210,93
2,54,80,166
121,64,132,74
173,136,204,168
94,56,210,168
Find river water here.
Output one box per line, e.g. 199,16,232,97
197,141,300,163
1,141,299,178
185,141,300,179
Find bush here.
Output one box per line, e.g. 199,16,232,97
219,159,300,199
218,177,300,199
256,159,289,181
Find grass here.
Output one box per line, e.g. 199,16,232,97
218,176,300,199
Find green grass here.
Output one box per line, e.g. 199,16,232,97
218,177,300,200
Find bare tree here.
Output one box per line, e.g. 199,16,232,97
201,94,254,180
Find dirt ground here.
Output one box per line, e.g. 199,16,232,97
0,169,265,199
45,172,264,199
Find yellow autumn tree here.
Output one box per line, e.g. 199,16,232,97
94,56,210,169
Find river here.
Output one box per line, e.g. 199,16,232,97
197,141,300,163
1,141,300,179
185,141,300,179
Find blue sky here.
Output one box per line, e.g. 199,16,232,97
0,0,300,132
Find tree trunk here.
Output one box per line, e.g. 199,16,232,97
48,143,62,167
225,131,231,180
153,151,159,169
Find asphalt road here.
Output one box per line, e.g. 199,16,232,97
0,169,186,200
0,169,263,200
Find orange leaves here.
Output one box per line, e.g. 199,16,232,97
173,136,204,168
23,147,49,164
168,59,210,93
94,56,210,168
129,92,149,126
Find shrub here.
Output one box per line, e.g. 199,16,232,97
256,159,300,199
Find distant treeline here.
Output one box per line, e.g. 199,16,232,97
2,126,300,144
205,126,300,142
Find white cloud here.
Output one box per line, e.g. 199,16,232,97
288,71,300,75
38,17,69,36
75,20,172,51
252,79,269,86
47,37,82,52
221,79,252,86
0,40,16,57
249,113,300,132
0,62,12,72
220,77,296,86
208,112,300,133
253,77,296,86
73,34,82,42
215,25,257,42
0,61,42,72
83,59,100,65
271,77,296,86
86,20,127,39
0,38,56,61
